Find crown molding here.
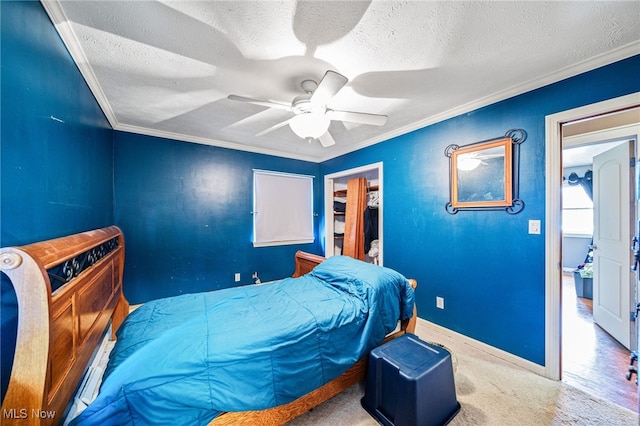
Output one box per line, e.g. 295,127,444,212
40,0,119,129
114,123,320,162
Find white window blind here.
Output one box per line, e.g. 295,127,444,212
253,170,314,247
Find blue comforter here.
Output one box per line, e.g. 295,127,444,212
71,256,414,425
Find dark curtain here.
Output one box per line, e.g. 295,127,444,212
566,170,594,264
566,170,593,201
580,170,593,200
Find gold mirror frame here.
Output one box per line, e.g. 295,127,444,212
445,129,526,215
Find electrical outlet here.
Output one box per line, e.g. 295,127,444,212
234,273,240,282
528,219,541,235
436,296,445,309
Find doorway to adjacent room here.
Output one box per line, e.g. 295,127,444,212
545,93,640,411
561,130,639,411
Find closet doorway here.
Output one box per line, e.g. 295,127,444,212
324,162,382,264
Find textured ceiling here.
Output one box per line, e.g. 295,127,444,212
43,1,640,162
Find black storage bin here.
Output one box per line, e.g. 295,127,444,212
361,333,460,426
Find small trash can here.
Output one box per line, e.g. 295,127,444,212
361,333,460,426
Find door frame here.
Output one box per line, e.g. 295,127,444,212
545,92,640,380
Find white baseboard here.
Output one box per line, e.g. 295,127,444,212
417,318,548,378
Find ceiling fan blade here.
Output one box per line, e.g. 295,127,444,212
318,131,336,148
310,71,348,105
256,118,292,137
228,94,291,111
326,109,387,126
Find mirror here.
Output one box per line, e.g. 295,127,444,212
451,138,513,208
445,129,526,215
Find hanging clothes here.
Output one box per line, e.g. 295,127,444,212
363,206,378,253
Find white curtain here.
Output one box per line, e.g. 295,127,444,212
253,170,314,246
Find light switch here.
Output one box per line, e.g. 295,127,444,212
528,220,541,235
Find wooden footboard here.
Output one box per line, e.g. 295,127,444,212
211,254,417,426
291,250,326,278
0,227,126,426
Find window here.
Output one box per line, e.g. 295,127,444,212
562,183,593,236
253,170,314,247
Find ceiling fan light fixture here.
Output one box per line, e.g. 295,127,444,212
457,155,482,171
289,113,330,139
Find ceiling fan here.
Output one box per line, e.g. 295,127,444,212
228,70,387,147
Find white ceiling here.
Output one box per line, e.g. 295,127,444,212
42,1,640,162
563,140,625,168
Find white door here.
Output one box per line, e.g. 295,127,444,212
592,141,634,349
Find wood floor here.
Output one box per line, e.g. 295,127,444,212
561,272,639,412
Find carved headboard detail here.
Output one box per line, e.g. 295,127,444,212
0,226,127,425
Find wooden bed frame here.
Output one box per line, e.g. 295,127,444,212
1,226,416,425
1,226,127,425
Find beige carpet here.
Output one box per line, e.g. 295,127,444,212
289,320,639,425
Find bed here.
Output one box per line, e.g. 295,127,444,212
0,226,417,425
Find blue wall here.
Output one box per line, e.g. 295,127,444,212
113,132,323,304
321,55,640,365
1,1,114,244
1,1,114,398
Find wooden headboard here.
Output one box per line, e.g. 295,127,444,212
0,226,127,425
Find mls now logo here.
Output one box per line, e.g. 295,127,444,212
3,408,56,419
